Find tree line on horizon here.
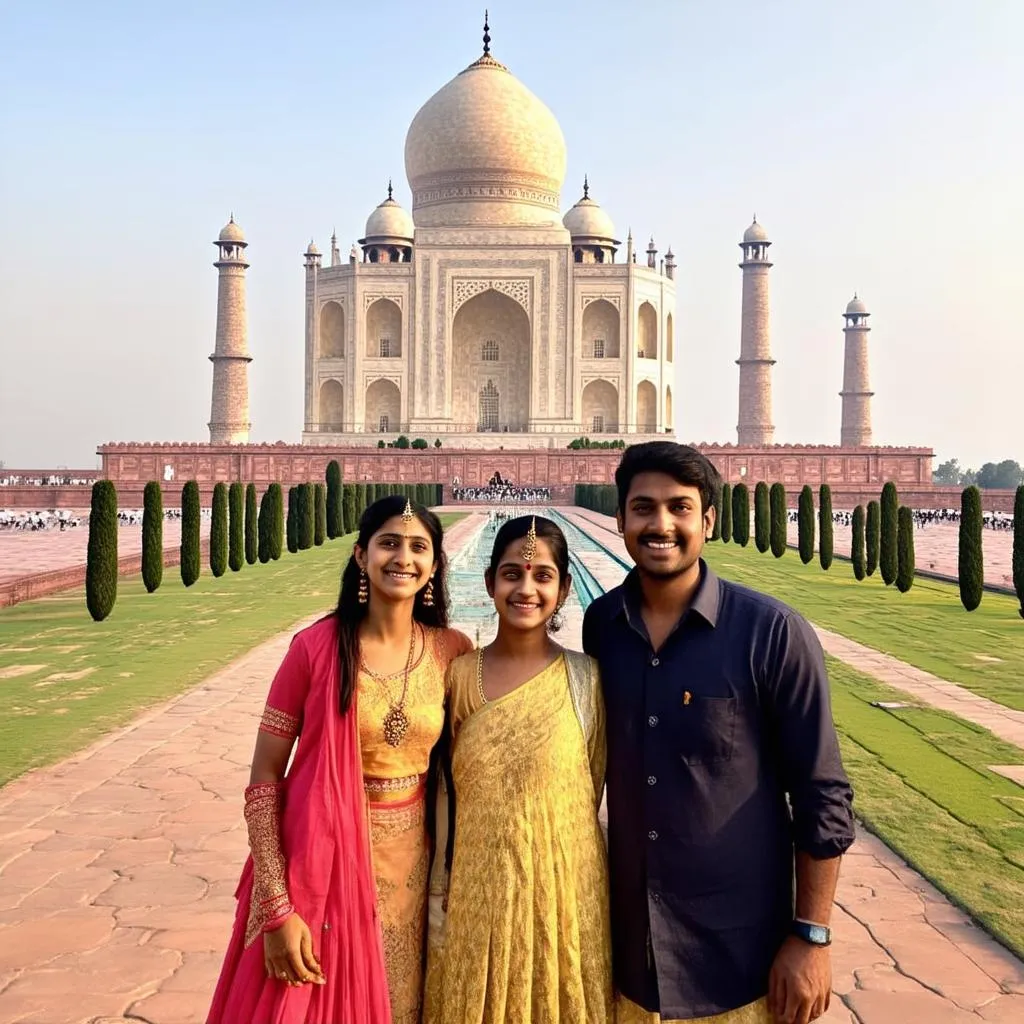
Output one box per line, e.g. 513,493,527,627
84,462,443,621
574,480,1024,620
933,458,1023,490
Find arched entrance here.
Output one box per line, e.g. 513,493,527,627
319,301,344,358
665,385,673,432
366,299,402,358
637,302,658,359
452,289,531,432
318,379,344,430
666,313,674,362
581,379,619,434
637,380,657,432
365,379,401,433
582,299,620,359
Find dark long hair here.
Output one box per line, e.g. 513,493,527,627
333,495,451,717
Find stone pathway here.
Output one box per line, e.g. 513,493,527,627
568,509,1024,754
1,510,1023,1022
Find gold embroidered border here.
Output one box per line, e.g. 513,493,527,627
364,773,425,795
260,704,300,739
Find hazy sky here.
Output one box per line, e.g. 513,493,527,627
1,0,1021,470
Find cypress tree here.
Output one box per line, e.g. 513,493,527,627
326,460,343,540
85,479,118,621
1014,485,1024,619
296,484,312,550
866,500,880,577
798,485,815,564
245,483,258,565
314,483,327,546
356,483,367,517
142,480,163,593
287,486,299,553
770,483,787,558
818,484,834,570
181,480,201,585
257,489,272,564
228,482,244,571
851,504,866,581
303,483,316,549
720,483,733,542
958,485,984,611
269,483,284,560
710,484,722,541
754,482,770,553
366,483,377,506
896,505,915,593
210,482,228,577
880,481,899,585
732,483,750,546
343,484,357,534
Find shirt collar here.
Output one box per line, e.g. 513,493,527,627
618,558,720,629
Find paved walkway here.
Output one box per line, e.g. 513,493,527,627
1,510,1023,1022
568,509,1024,753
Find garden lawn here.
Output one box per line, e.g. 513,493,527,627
828,654,1024,958
0,515,463,786
705,542,1024,712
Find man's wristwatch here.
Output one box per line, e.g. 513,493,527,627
791,919,832,947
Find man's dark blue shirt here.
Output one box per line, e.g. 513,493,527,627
582,561,855,1019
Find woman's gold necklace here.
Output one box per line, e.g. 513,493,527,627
362,624,419,747
476,647,488,705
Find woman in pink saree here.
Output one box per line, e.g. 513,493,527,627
207,495,472,1024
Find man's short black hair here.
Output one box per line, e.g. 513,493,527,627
615,441,722,515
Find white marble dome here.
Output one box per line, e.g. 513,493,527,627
403,48,567,228
743,217,769,243
218,216,245,243
563,181,617,241
363,189,414,240
846,294,868,315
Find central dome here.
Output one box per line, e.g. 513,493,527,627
404,45,567,229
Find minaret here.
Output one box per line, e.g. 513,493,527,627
208,215,252,444
840,294,873,446
330,229,340,267
646,236,657,269
736,216,775,445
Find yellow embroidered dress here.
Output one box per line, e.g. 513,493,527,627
359,626,473,1024
424,651,614,1024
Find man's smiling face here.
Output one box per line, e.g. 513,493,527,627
617,471,715,580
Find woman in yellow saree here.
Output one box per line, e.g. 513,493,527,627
424,515,613,1024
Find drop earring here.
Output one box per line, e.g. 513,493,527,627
422,576,435,606
358,569,369,604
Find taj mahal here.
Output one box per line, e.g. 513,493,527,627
94,16,934,510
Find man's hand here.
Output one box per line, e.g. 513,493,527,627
263,914,325,986
767,935,831,1024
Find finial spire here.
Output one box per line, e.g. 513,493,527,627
583,175,589,199
229,212,235,223
387,178,393,200
483,10,491,54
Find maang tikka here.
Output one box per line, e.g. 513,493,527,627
401,498,414,523
521,516,537,569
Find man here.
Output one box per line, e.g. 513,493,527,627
582,442,855,1024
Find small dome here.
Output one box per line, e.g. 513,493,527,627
306,239,320,255
846,294,868,315
743,217,769,243
363,186,414,241
562,179,617,241
219,216,245,243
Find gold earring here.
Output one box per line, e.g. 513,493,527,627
358,569,369,604
422,577,435,606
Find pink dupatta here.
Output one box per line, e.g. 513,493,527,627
207,616,392,1024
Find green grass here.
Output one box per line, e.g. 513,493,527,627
704,541,1024,712
0,515,464,786
828,654,1024,957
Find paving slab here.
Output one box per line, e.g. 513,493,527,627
2,510,1022,1023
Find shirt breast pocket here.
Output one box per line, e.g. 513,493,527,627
676,695,738,765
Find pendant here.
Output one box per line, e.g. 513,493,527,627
382,706,410,747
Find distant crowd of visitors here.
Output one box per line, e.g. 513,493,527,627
786,506,1013,531
451,472,551,504
0,509,82,531
0,474,94,486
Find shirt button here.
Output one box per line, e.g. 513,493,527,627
651,657,660,666
648,715,658,727
651,892,661,904
323,922,330,931
648,830,658,841
647,776,657,786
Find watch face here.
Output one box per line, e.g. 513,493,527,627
808,924,829,944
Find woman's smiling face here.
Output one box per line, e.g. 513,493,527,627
357,514,436,602
487,536,569,630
